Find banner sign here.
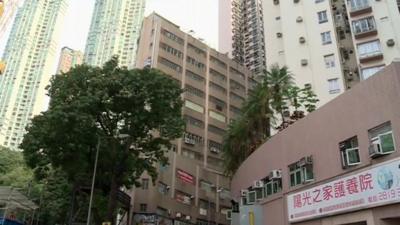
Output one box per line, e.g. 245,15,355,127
177,169,195,185
175,192,191,205
287,158,400,222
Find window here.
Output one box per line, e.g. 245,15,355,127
208,140,223,154
289,157,314,187
141,178,149,190
184,100,204,113
324,54,335,68
183,132,204,145
209,69,226,82
185,84,205,98
369,122,396,156
186,70,204,83
209,111,226,123
339,136,361,168
264,177,282,197
208,125,225,136
187,56,205,71
315,0,324,3
348,0,369,11
159,57,182,73
158,182,169,194
209,82,227,94
184,115,204,128
321,31,332,45
352,17,376,34
159,42,183,58
139,203,147,212
357,40,382,59
318,11,328,23
182,148,204,161
161,28,184,45
361,65,385,80
328,78,341,94
200,180,213,192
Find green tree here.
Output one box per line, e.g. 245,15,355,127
21,57,185,224
222,65,319,175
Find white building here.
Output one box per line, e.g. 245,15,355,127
219,0,266,76
0,0,22,42
0,0,68,149
84,0,146,68
262,0,400,106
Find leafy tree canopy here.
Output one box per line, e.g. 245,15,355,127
20,57,185,223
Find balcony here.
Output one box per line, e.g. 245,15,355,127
354,29,377,39
349,2,372,17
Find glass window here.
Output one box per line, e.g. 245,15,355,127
141,178,149,190
321,31,332,45
369,122,395,155
339,136,361,168
348,0,370,11
318,11,328,23
324,54,335,68
209,111,226,123
361,65,385,80
184,100,204,113
352,17,376,34
328,78,341,94
357,40,382,59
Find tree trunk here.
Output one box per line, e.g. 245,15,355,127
106,174,119,225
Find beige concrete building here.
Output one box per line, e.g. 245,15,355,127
132,13,257,225
262,0,400,107
230,60,400,225
56,47,83,73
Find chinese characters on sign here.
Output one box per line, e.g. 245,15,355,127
176,169,195,185
287,158,400,222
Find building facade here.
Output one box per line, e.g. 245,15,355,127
0,0,22,41
262,0,400,106
133,13,257,225
230,60,400,225
0,0,67,149
84,0,146,68
219,0,266,77
56,46,83,73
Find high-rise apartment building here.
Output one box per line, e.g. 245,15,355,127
84,0,146,68
263,0,347,107
262,0,400,106
56,47,83,73
0,0,22,41
132,13,257,225
219,0,266,76
0,0,67,149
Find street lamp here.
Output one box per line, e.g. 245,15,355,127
86,133,130,225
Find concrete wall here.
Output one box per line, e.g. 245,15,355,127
231,60,400,225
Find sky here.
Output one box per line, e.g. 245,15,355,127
60,0,219,52
1,0,220,56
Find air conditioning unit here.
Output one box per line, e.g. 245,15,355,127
184,137,195,145
210,147,220,154
276,32,283,38
305,156,313,164
240,189,248,196
369,143,382,158
176,212,182,218
301,59,308,66
270,169,282,179
294,0,300,3
253,180,264,188
185,215,191,221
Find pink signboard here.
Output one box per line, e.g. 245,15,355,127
287,158,400,222
176,169,195,185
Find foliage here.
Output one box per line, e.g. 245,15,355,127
222,65,319,175
0,146,71,225
20,57,185,224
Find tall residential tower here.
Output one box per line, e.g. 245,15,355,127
0,0,22,41
57,46,83,73
84,0,146,68
262,0,400,106
219,0,266,76
0,0,67,149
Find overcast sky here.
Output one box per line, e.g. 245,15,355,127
60,0,219,52
1,0,219,56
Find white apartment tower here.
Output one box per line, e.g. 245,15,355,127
263,0,346,106
0,0,22,41
0,0,67,149
219,0,266,76
262,0,400,106
84,0,146,68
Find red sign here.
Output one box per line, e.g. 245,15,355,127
177,169,195,185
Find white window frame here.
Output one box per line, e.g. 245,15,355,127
318,11,328,23
352,17,376,34
348,0,370,11
357,40,382,59
321,31,332,45
328,78,341,94
361,65,385,80
246,191,256,204
342,147,361,166
371,131,396,154
324,54,336,68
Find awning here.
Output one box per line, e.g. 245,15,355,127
0,186,38,211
